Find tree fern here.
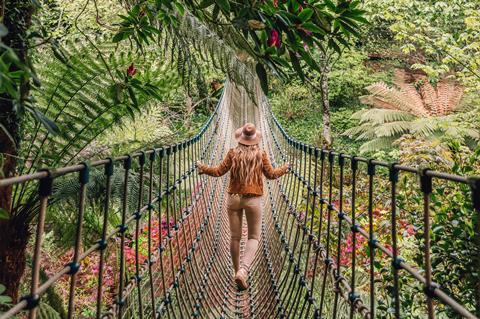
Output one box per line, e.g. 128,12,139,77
375,121,413,137
21,39,180,169
11,37,181,215
360,69,464,117
346,69,476,153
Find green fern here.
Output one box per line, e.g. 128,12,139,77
359,136,398,153
345,108,479,154
159,13,257,99
37,303,61,319
21,39,181,174
49,168,145,247
10,37,181,220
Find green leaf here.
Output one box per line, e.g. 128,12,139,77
301,22,325,34
256,63,268,95
324,0,336,11
0,208,9,220
343,13,369,24
51,44,68,65
0,295,12,304
0,24,8,38
198,0,215,9
328,38,341,54
128,86,139,110
298,8,313,22
215,0,230,12
112,31,130,43
30,108,60,135
174,2,185,15
289,51,305,81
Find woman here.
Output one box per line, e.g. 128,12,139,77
197,123,289,290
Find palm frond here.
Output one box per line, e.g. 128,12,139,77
170,13,257,98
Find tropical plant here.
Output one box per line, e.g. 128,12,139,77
344,69,479,153
48,167,145,249
361,69,464,117
0,33,180,301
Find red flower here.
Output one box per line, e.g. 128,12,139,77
127,63,137,76
273,0,278,7
267,29,281,47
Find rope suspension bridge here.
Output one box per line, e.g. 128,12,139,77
1,81,479,319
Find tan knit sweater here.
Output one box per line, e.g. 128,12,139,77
198,149,289,196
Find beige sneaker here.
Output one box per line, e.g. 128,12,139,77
234,268,248,291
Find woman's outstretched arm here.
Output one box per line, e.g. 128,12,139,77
262,151,289,179
197,149,234,177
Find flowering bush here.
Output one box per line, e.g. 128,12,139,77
40,211,199,317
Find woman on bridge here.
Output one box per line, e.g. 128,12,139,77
197,123,289,291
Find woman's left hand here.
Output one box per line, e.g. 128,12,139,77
196,161,204,174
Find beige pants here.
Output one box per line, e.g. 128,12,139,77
227,194,262,273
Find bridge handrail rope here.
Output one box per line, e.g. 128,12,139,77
260,94,480,319
0,81,479,319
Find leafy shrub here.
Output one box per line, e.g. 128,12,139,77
328,49,391,108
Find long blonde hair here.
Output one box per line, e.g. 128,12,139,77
231,144,263,185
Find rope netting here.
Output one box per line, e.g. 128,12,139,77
0,81,479,319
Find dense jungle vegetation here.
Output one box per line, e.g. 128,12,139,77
0,0,479,318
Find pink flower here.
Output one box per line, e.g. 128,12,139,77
406,224,415,236
267,29,281,47
273,0,278,7
298,211,306,220
127,63,137,76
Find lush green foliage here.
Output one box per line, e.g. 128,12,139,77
270,49,390,153
369,0,480,89
0,0,479,317
113,0,368,93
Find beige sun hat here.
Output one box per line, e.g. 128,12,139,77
234,123,262,146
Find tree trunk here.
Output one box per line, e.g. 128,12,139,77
0,222,29,303
0,0,34,303
319,63,332,149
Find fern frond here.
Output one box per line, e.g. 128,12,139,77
356,109,415,125
375,121,412,137
361,69,465,120
359,137,397,153
409,119,439,137
21,38,183,174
